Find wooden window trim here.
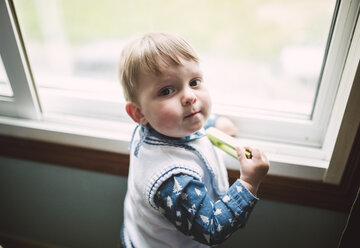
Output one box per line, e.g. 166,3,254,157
1,124,359,212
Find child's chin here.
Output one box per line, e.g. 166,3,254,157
167,123,204,137
187,125,203,135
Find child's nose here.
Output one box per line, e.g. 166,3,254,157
181,89,197,106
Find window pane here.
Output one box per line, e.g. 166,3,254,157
14,0,336,119
0,54,13,97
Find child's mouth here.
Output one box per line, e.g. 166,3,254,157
185,111,200,119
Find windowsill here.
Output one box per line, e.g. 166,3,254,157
0,113,359,212
0,114,328,180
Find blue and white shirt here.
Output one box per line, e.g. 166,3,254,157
122,119,258,248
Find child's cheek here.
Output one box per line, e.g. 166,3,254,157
200,91,212,119
155,107,178,128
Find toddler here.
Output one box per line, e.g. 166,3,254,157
118,32,269,247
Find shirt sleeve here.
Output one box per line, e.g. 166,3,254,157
154,173,258,246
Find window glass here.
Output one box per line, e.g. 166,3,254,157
0,54,13,97
14,0,336,119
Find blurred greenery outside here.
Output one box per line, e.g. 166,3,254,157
13,0,336,116
15,0,334,60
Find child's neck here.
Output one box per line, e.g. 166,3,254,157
144,124,204,141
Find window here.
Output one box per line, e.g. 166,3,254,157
0,0,359,184
0,55,13,97
0,0,40,119
12,0,339,145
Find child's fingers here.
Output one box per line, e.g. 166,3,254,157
243,146,256,154
242,146,255,159
244,147,270,171
237,146,264,160
245,146,263,158
236,146,251,161
249,147,269,163
235,146,243,158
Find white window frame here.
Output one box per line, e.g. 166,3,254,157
0,0,41,119
0,0,359,185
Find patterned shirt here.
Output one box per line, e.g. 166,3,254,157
154,173,258,246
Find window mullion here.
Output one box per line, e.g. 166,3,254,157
311,0,360,144
323,6,360,184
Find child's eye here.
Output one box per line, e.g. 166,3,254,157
159,88,175,96
189,79,201,87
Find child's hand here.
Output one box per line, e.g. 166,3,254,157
236,146,269,196
215,116,238,137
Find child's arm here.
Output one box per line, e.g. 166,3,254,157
154,174,258,246
214,116,238,137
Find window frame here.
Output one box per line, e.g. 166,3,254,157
0,0,359,194
0,0,41,119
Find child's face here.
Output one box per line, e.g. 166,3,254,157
132,58,211,137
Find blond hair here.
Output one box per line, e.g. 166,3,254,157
118,32,199,102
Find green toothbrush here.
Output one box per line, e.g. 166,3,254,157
206,127,252,159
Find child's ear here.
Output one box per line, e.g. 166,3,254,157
125,102,148,125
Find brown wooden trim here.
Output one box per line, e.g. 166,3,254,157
0,135,130,176
1,125,359,212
